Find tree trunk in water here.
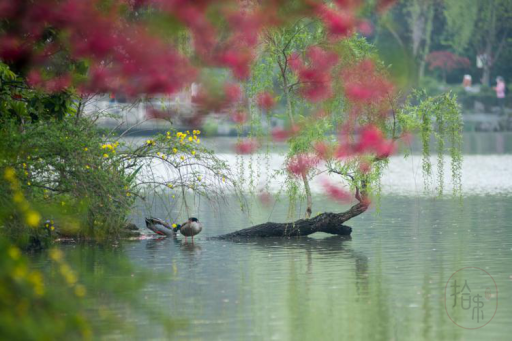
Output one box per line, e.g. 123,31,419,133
302,173,313,218
214,201,368,239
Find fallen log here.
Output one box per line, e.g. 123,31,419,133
214,201,368,239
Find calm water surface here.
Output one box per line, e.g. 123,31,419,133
33,133,512,340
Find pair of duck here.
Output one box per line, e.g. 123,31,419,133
145,217,202,242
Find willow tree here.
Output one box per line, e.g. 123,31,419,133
218,35,463,239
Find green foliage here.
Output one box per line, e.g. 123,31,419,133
0,241,91,340
398,91,463,197
442,0,478,53
0,117,136,243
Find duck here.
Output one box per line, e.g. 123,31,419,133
145,217,180,237
179,217,203,242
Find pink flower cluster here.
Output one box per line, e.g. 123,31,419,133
288,46,339,102
287,154,320,177
342,59,394,109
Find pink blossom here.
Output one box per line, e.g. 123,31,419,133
355,125,395,158
287,52,303,71
0,36,28,62
321,179,351,202
224,83,243,104
317,5,355,39
357,21,373,36
256,91,276,111
287,154,319,177
235,139,259,154
271,127,291,142
307,46,339,68
220,50,253,80
232,111,248,124
258,191,273,207
313,141,331,160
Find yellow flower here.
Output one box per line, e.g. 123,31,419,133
196,130,201,135
172,195,175,198
191,150,196,155
180,156,185,161
84,147,88,151
85,165,90,169
8,246,20,260
75,285,86,297
197,176,202,181
146,139,155,146
172,224,177,228
26,210,41,227
167,184,173,188
161,154,167,159
22,163,27,168
188,137,193,142
27,181,31,186
222,177,226,182
196,139,200,144
4,167,16,181
126,192,131,197
13,192,23,203
173,148,178,153
103,153,109,158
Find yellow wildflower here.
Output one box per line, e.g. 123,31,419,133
173,148,178,153
75,285,86,297
84,147,88,151
188,137,193,142
222,177,226,182
180,156,185,161
196,138,200,144
103,153,109,158
172,224,177,228
13,192,23,203
85,165,90,169
191,150,196,155
167,184,173,188
197,176,202,181
8,246,20,260
4,167,16,181
26,210,41,227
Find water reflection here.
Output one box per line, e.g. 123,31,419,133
30,195,512,340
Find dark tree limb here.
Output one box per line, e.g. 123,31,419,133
214,201,368,239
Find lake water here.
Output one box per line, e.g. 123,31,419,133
32,133,512,340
